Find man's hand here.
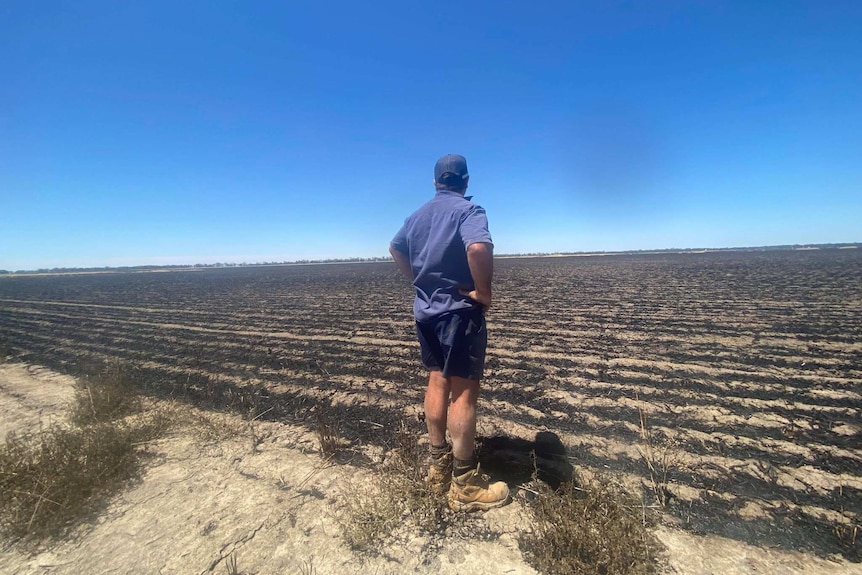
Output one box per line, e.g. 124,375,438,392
459,287,491,310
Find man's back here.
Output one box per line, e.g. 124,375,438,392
391,190,492,321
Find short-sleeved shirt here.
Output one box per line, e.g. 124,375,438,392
391,190,493,322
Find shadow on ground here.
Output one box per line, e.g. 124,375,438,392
478,432,575,489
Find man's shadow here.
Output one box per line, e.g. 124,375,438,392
477,431,575,489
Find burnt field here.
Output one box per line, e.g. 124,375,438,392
1,249,861,559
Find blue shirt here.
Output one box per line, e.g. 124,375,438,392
391,190,493,322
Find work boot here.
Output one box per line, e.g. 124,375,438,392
426,444,452,495
448,464,510,512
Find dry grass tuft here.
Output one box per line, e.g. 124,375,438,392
338,482,402,550
224,552,240,575
315,407,340,459
69,363,143,426
520,474,664,575
178,409,246,443
299,558,317,575
834,522,859,561
637,405,676,507
0,422,144,540
386,420,447,533
338,420,449,551
0,362,169,542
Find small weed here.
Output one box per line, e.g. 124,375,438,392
224,552,239,575
276,473,291,491
315,407,340,459
637,405,675,507
245,406,265,454
520,474,664,575
339,484,402,550
222,551,260,575
834,522,859,561
182,410,245,443
392,419,424,481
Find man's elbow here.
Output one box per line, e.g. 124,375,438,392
467,242,493,257
389,245,413,278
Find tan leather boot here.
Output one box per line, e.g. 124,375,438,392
426,446,452,494
448,465,510,511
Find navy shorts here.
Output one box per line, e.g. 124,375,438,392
416,307,487,380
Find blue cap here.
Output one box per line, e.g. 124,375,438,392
434,154,469,184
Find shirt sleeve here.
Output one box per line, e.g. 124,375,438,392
390,220,409,254
460,204,493,249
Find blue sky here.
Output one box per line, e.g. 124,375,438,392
1,1,860,270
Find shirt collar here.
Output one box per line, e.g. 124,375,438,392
435,190,472,201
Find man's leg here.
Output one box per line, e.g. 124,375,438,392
446,376,509,512
448,376,479,461
424,370,450,447
421,310,507,510
424,372,479,458
424,370,453,493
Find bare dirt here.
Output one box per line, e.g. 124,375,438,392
0,362,857,574
1,250,861,573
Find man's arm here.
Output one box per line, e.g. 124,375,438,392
389,244,413,280
460,241,493,309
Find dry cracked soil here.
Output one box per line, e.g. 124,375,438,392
1,362,858,575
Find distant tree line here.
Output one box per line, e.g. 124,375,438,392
3,243,858,275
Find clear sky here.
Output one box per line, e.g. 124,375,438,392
1,1,860,270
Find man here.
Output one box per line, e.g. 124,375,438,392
389,153,509,512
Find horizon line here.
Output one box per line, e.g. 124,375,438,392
2,242,860,275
